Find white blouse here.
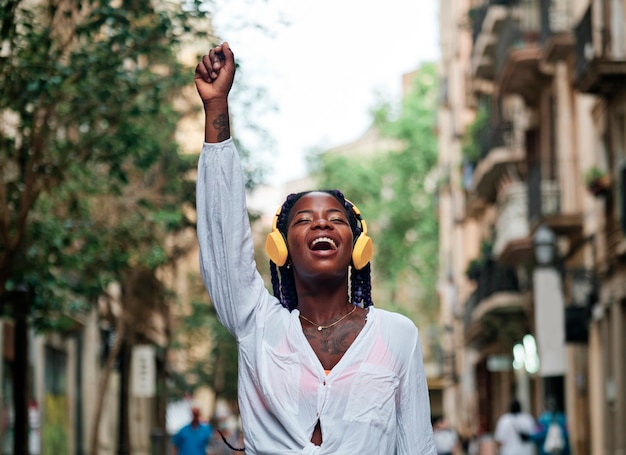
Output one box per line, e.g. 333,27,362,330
196,139,436,454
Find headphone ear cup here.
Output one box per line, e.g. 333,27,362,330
265,231,289,267
352,233,373,270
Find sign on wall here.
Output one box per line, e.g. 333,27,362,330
132,344,156,398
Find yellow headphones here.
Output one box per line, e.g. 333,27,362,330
264,198,373,270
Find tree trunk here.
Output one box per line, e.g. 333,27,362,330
89,316,125,455
12,288,29,455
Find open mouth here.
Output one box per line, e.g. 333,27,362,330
310,237,337,251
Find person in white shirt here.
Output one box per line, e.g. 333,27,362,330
194,42,436,455
432,416,460,455
494,399,537,455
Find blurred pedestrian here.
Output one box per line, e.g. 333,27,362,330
432,415,460,455
207,414,242,455
530,397,570,455
172,406,213,455
494,399,536,455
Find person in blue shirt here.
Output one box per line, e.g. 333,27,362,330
531,397,570,455
172,406,213,455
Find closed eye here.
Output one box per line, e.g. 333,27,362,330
293,216,312,224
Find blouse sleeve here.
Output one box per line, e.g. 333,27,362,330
396,327,437,454
195,139,273,339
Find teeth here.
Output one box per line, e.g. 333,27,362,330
310,237,337,249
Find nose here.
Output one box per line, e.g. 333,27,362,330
312,217,332,229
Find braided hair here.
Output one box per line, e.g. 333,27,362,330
269,189,374,311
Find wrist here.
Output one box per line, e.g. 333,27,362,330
202,96,228,111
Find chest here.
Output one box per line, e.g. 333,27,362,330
301,318,366,370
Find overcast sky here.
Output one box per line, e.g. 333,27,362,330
212,0,440,184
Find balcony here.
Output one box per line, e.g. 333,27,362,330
496,15,547,104
539,0,576,63
606,163,626,259
464,259,529,348
471,120,525,203
493,181,533,265
574,4,626,94
527,162,583,236
470,1,513,80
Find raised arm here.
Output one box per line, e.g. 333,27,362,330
195,43,273,338
194,42,235,143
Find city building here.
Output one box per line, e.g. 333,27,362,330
436,0,626,453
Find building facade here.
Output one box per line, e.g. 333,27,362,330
437,0,626,453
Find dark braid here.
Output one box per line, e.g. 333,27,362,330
268,190,374,310
350,263,373,307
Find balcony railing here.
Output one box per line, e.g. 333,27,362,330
478,121,512,160
528,162,560,225
539,0,576,43
470,4,490,45
464,258,520,329
574,5,592,82
494,181,529,256
539,0,576,61
470,0,522,79
470,0,521,45
494,7,541,70
527,162,583,237
574,4,626,93
470,118,521,202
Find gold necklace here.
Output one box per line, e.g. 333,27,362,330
299,305,357,331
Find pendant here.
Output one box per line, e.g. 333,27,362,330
317,326,322,331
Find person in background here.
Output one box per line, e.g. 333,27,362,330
432,415,460,455
494,399,536,455
207,414,242,455
531,397,570,455
172,406,213,455
194,42,436,454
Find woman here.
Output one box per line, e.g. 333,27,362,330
195,42,436,454
494,400,536,455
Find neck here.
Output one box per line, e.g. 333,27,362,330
298,296,352,323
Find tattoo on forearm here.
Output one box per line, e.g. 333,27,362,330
212,114,229,142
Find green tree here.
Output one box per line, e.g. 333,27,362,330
0,1,270,452
313,63,439,323
0,0,202,322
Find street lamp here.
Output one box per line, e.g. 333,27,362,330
512,334,540,375
564,267,595,343
532,224,595,343
533,224,556,265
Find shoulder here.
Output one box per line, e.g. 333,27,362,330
175,424,190,435
497,413,512,424
371,307,420,346
373,307,419,331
